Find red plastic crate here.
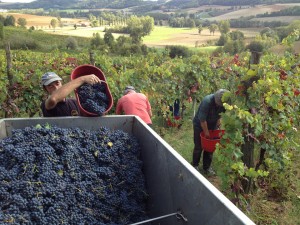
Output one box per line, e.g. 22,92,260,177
71,64,113,117
167,116,181,127
200,130,225,152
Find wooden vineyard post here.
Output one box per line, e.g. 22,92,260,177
241,51,262,194
4,42,14,118
5,43,13,87
89,51,95,66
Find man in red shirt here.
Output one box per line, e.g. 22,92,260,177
116,86,152,126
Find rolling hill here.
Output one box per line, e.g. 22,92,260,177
1,0,300,11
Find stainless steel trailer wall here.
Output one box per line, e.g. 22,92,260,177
0,116,255,225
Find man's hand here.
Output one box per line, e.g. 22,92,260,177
200,121,210,138
216,119,221,129
204,130,210,138
82,74,102,85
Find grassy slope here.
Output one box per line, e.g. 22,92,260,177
3,26,92,51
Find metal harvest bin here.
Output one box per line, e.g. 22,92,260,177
0,116,255,225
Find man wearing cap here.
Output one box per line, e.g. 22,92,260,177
116,86,152,126
192,89,229,176
41,72,101,117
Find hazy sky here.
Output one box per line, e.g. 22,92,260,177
1,0,35,2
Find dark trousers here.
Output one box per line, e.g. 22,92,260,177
192,125,213,170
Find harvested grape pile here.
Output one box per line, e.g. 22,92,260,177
0,124,148,225
77,83,109,115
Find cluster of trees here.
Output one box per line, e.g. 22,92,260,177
212,19,300,55
0,14,29,29
0,15,16,27
168,17,200,28
204,20,277,55
147,11,217,29
89,15,154,56
208,20,247,55
229,18,287,29
90,32,148,56
88,12,129,28
101,15,154,44
0,15,30,42
49,16,64,31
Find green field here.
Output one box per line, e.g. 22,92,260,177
44,26,108,38
42,24,261,48
43,25,223,48
142,26,197,42
143,26,223,47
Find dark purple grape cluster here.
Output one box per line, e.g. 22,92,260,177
77,83,109,115
0,125,148,225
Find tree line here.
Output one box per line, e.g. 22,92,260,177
0,0,155,10
164,0,300,9
257,6,300,17
3,0,299,11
